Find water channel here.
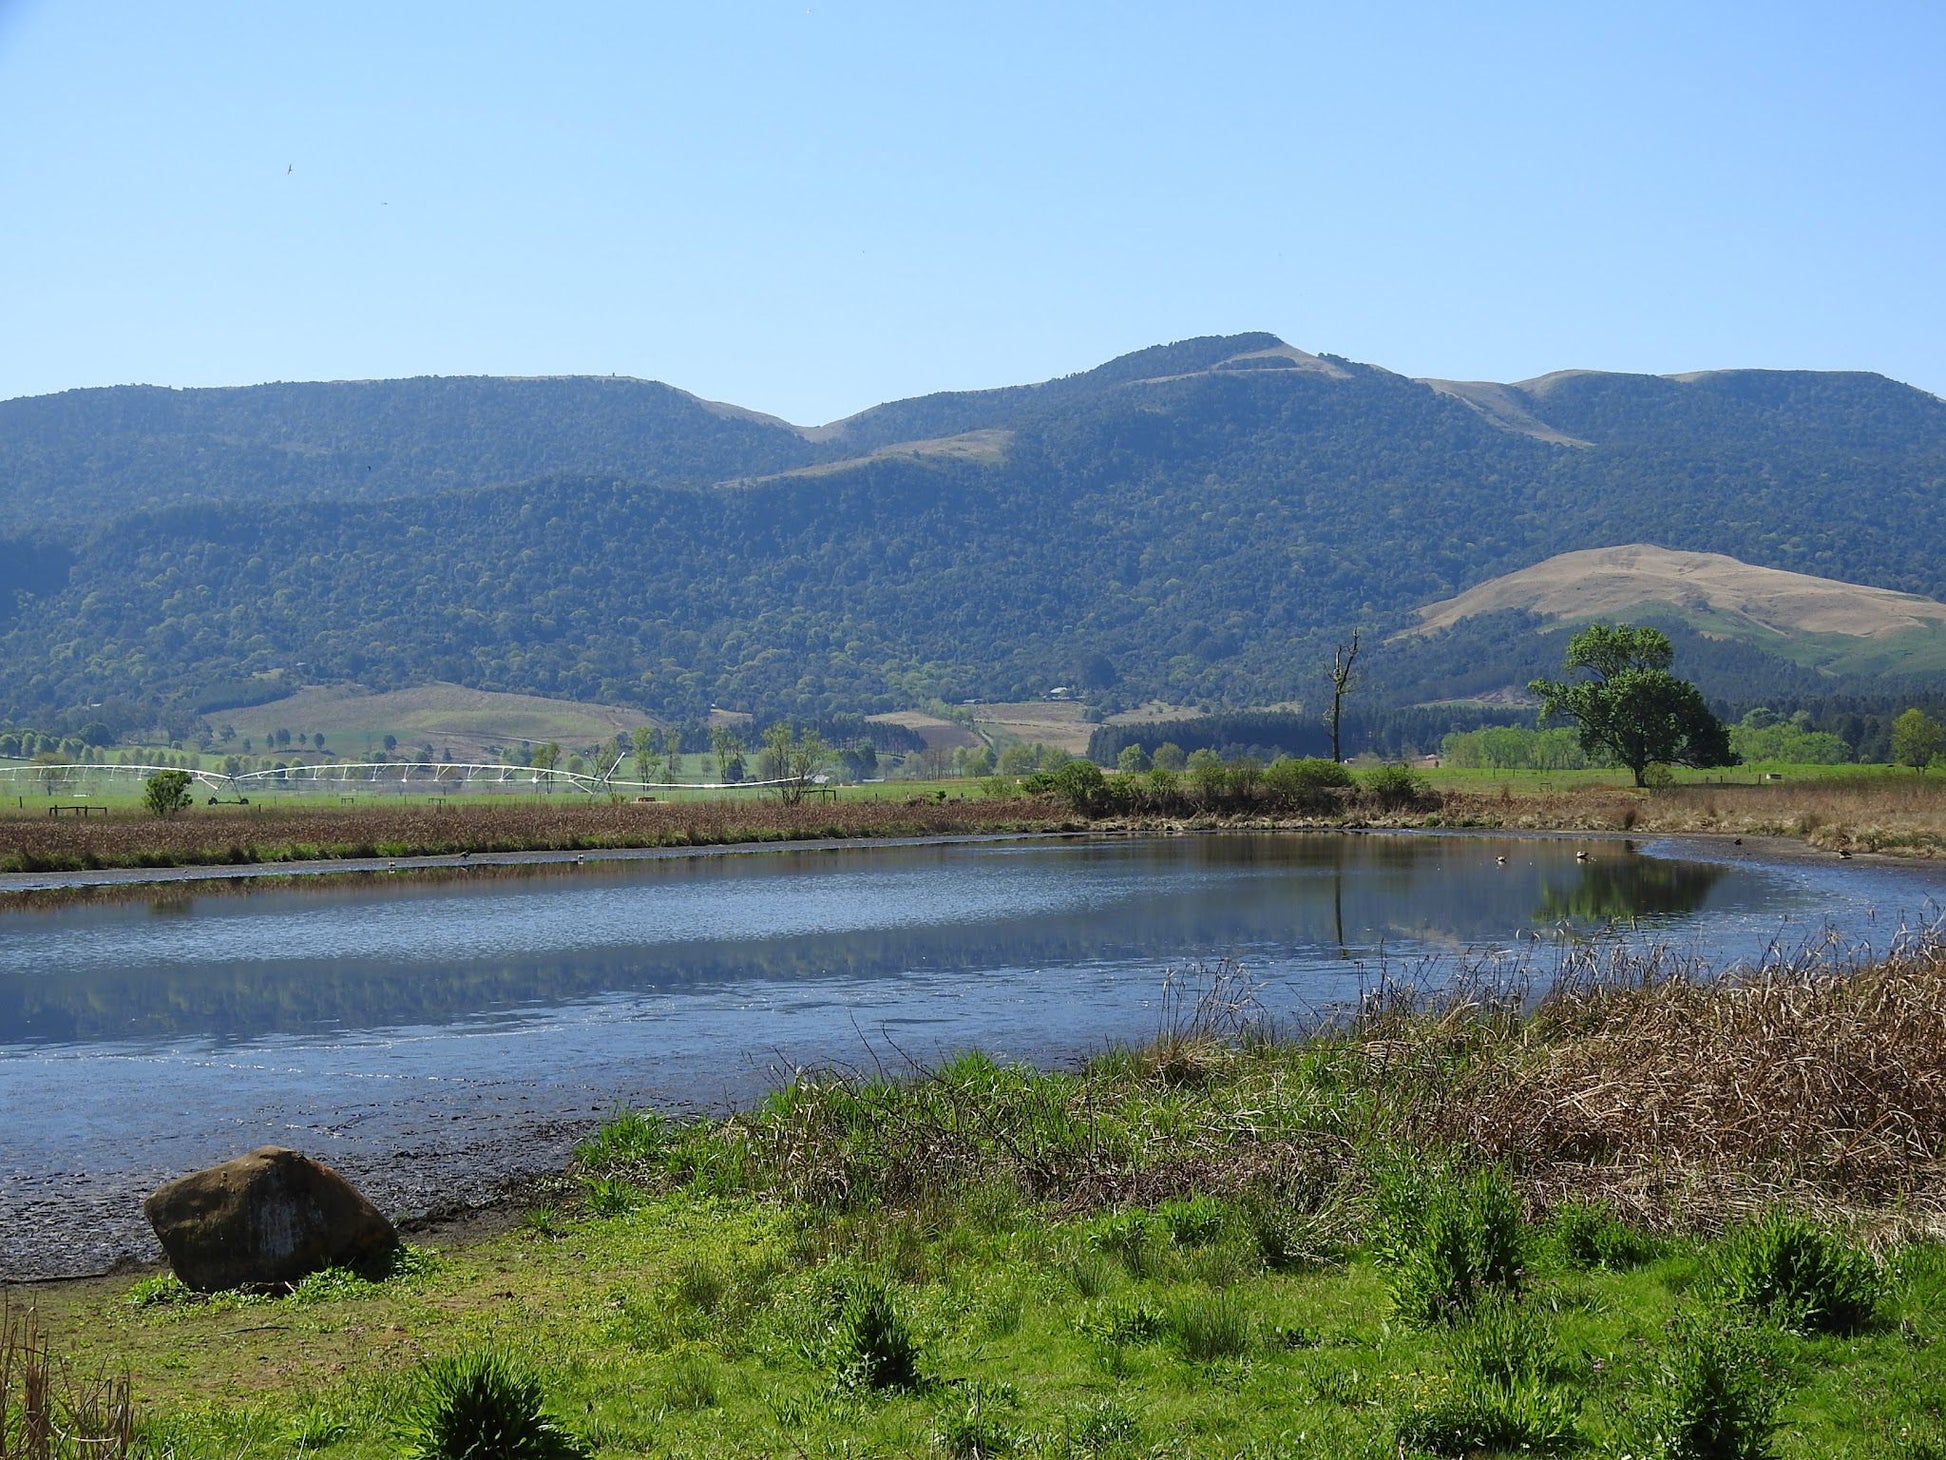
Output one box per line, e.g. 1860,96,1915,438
2,831,1941,1278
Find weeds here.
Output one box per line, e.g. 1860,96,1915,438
1,1300,133,1460
582,1175,645,1217
933,1383,1019,1459
1165,1290,1255,1361
1376,1163,1528,1326
401,1348,590,1460
1551,1200,1657,1272
1621,1313,1781,1460
1713,1210,1885,1334
659,1349,720,1411
830,1277,923,1393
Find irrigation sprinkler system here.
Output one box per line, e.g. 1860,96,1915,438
0,755,816,801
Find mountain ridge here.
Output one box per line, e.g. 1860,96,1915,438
3,333,1944,731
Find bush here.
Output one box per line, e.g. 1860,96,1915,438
402,1349,590,1460
1028,760,1112,814
1714,1210,1883,1334
142,769,194,819
1360,762,1434,812
1377,1165,1528,1326
1623,1314,1780,1460
1262,756,1354,813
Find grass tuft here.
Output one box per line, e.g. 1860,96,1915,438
401,1348,590,1460
1713,1209,1885,1334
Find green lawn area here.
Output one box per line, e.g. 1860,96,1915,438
36,1169,1946,1459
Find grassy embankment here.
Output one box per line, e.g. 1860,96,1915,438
13,935,1946,1458
3,764,1943,875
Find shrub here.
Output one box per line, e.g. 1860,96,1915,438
832,1278,923,1392
1263,755,1354,812
1029,760,1112,815
1714,1210,1884,1334
402,1349,590,1460
1378,1165,1528,1326
142,769,194,819
1623,1314,1780,1460
1361,762,1434,812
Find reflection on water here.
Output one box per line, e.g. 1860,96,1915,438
1531,855,1728,924
0,833,1849,1050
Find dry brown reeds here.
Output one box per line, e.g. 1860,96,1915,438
1438,774,1946,856
1375,924,1946,1231
0,1300,131,1460
0,795,1071,874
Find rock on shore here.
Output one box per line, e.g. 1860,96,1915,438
143,1146,398,1291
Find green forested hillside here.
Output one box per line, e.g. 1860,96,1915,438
0,376,823,529
2,335,1943,732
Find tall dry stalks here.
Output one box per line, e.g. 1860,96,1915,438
0,1301,132,1460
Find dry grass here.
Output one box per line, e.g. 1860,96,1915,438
1367,926,1946,1233
0,796,1071,873
0,1299,131,1460
1437,776,1946,857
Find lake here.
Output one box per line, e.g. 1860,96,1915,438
2,831,1941,1278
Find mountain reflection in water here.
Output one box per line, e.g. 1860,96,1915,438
0,834,1817,1049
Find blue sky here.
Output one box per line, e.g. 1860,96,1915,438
3,1,1941,424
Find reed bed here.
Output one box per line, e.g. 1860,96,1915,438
0,796,1072,873
578,929,1946,1238
1438,775,1946,855
1369,925,1946,1232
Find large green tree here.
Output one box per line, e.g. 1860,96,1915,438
1891,707,1944,773
1529,624,1734,787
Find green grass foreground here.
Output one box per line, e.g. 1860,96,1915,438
14,938,1946,1458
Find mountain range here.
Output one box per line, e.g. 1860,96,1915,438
2,332,1943,736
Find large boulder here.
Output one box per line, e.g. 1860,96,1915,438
143,1147,399,1291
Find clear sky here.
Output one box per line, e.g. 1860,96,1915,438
3,2,1942,425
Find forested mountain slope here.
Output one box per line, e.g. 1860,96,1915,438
2,335,1943,730
0,376,823,529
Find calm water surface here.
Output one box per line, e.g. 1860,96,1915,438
2,832,1941,1276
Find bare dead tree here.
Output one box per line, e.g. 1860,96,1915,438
1328,628,1360,763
